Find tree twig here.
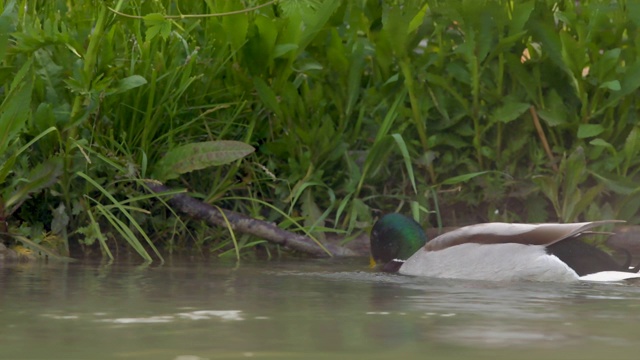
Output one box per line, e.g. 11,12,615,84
530,106,558,172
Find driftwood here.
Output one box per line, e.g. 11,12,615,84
145,183,358,257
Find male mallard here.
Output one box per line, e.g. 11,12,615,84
370,213,640,282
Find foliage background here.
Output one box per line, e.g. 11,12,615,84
2,0,640,260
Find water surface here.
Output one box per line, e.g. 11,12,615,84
1,258,640,359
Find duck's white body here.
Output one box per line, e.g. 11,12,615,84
397,222,640,282
399,243,579,282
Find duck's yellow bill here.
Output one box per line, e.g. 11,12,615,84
369,255,377,268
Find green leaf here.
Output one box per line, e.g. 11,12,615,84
273,44,298,58
531,175,561,217
254,14,278,57
618,63,640,95
563,147,586,190
359,136,394,188
278,0,321,18
302,189,326,241
110,75,147,95
222,3,248,50
532,175,560,216
0,1,16,61
153,141,255,181
5,157,63,213
33,103,56,134
253,77,282,118
346,197,371,232
374,91,404,143
559,31,585,78
537,109,565,127
390,133,416,194
589,138,615,152
568,184,603,222
492,100,530,123
475,5,495,62
618,193,640,221
528,19,564,69
629,2,640,26
381,3,409,57
509,1,534,34
561,148,586,216
537,90,568,126
345,39,366,116
623,126,640,173
298,0,340,52
599,63,640,114
51,203,70,235
577,124,604,138
296,59,323,72
599,80,621,91
591,171,640,196
0,58,33,156
143,13,171,41
408,3,428,34
143,13,165,27
591,48,621,80
429,133,468,149
0,127,57,186
441,171,491,186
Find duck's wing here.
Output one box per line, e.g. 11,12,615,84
424,220,624,252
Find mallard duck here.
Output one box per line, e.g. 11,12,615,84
370,213,640,282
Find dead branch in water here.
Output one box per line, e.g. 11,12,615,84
145,182,357,257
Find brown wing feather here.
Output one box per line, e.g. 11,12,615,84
424,220,625,252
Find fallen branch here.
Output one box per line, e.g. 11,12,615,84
145,182,357,257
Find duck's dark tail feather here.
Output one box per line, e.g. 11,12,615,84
547,238,636,276
619,249,640,272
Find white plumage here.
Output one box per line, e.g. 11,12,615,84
399,243,581,282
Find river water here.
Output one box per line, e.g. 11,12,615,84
1,257,639,359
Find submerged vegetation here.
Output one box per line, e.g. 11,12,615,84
2,0,640,261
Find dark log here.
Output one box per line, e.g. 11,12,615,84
145,183,357,257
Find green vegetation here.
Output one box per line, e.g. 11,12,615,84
2,0,640,261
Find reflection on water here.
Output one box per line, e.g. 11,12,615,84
1,257,640,359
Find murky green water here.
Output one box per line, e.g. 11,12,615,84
2,257,640,359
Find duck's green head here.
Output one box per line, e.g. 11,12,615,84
370,213,428,272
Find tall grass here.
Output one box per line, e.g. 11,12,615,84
2,0,640,261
